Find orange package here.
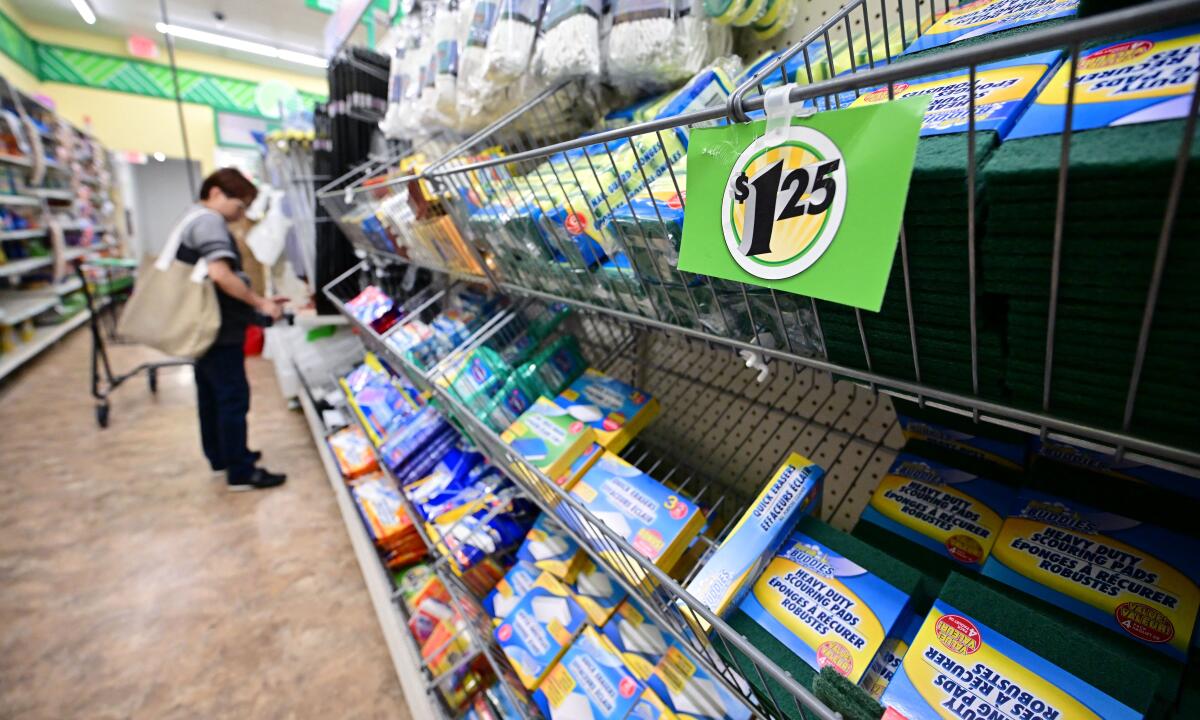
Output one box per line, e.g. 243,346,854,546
327,425,379,480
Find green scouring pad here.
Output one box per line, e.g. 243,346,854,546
939,572,1174,715
721,517,930,717
812,666,885,720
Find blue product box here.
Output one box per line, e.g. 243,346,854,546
533,626,647,720
569,451,706,588
847,51,1063,139
494,570,588,689
860,452,1017,569
903,0,1079,56
646,638,753,720
601,599,671,681
483,560,542,620
1008,25,1200,139
983,489,1200,660
516,513,586,581
684,452,824,626
881,600,1141,719
736,531,913,684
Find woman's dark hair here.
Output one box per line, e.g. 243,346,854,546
199,167,258,203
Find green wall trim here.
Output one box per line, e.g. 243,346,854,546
0,8,325,119
0,7,38,77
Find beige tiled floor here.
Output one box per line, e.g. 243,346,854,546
0,328,408,720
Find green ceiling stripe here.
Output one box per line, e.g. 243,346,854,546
0,6,326,119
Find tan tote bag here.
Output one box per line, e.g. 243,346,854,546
117,208,222,359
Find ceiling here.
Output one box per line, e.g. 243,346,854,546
9,0,368,76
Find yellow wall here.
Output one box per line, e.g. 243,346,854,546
0,1,325,174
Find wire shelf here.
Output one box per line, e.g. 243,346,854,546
330,352,541,720
324,261,919,719
316,3,1200,716
329,0,1200,475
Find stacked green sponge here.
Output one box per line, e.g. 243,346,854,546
981,119,1200,447
720,517,928,720
820,132,1008,399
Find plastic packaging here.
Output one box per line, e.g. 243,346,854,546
534,0,603,83
457,0,500,121
607,0,728,91
483,0,542,85
434,0,461,119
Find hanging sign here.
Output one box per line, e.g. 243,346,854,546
677,97,929,312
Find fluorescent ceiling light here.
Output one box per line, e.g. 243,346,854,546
154,23,327,68
70,0,96,25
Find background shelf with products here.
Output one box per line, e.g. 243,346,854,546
302,0,1200,718
0,74,122,380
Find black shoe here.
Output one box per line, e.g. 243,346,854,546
212,450,262,473
227,467,287,492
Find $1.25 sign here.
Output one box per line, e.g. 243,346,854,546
678,97,929,312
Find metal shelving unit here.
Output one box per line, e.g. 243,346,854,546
0,227,46,241
309,1,1200,717
0,293,57,324
0,255,51,279
0,304,95,381
296,352,539,720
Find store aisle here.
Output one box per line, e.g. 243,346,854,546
0,331,407,720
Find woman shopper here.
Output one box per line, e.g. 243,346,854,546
182,168,287,491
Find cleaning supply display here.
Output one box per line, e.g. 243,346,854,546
684,452,824,627
731,528,914,685
501,396,598,480
552,368,660,452
516,512,587,581
981,25,1200,447
859,452,1017,570
533,625,647,720
880,599,1142,720
982,489,1200,660
568,451,706,588
902,0,1080,56
494,570,589,689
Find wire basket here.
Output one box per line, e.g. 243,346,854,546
324,1,1200,717
400,0,1198,470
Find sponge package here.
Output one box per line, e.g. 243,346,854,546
902,0,1079,56
859,452,1017,570
533,626,647,720
983,489,1200,661
880,599,1142,720
684,452,823,627
732,529,914,684
494,570,589,689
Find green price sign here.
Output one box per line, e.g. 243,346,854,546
678,97,929,312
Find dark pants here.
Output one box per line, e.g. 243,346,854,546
195,343,254,482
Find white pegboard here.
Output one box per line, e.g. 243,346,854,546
577,316,905,538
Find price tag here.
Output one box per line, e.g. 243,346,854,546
678,96,929,312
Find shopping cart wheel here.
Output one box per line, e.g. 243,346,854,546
96,402,110,428
148,368,158,394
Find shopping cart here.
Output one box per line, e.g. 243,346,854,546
77,259,193,428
